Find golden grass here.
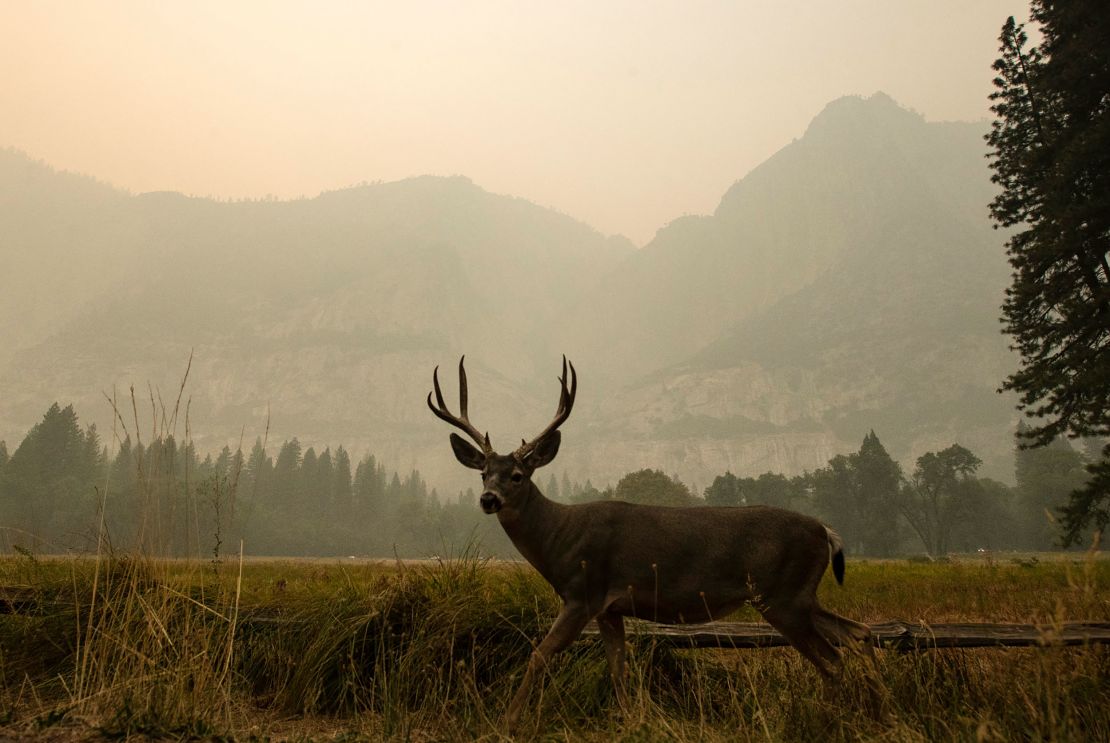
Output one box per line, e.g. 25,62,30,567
0,549,1107,741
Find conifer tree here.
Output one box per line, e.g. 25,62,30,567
107,436,141,544
745,473,799,511
333,446,353,515
317,447,334,508
810,434,903,553
214,446,233,481
300,447,318,503
704,471,743,506
353,454,384,516
854,431,903,556
2,404,95,544
987,2,1110,543
545,473,560,502
1014,424,1088,548
242,438,272,502
272,438,302,508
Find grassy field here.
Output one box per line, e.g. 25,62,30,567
0,548,1108,741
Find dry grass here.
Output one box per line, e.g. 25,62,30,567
0,547,1107,741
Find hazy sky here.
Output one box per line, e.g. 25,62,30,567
2,0,1026,244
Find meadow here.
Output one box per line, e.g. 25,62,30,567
0,548,1108,741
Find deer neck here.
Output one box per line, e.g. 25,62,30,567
497,481,569,582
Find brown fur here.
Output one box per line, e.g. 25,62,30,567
431,359,871,732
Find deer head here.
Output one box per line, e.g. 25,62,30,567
427,356,576,514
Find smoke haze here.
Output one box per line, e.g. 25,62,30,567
2,0,1022,244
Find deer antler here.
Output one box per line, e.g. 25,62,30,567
515,356,577,459
427,356,492,454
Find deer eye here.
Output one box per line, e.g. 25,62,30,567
511,472,524,483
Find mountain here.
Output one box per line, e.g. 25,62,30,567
0,162,634,485
0,93,1019,494
0,149,152,364
557,93,1017,484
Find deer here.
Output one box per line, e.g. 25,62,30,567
428,357,872,732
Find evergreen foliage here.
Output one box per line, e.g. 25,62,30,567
0,403,509,558
987,1,1110,543
720,433,1026,557
740,473,802,511
811,432,902,556
0,403,103,547
703,471,743,507
703,471,805,511
1,403,1092,559
566,478,607,504
1014,423,1090,548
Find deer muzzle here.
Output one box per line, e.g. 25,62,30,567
479,491,502,514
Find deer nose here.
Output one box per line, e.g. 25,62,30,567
479,491,502,514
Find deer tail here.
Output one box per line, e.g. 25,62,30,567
825,526,846,585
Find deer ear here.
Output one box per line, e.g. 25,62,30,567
450,433,486,470
524,430,561,469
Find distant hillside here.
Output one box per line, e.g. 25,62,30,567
0,149,147,363
560,94,1017,483
0,164,633,482
561,95,999,377
0,93,1019,493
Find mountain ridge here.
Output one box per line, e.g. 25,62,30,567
0,93,1019,492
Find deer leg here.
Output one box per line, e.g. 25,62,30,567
760,605,841,677
813,608,874,656
505,604,591,734
595,612,629,712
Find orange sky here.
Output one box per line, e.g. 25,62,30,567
1,0,1026,244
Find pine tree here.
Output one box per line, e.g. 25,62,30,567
272,438,302,510
81,423,106,485
300,447,318,504
1014,425,1089,548
809,433,904,554
987,2,1110,543
242,438,272,503
214,446,233,481
704,471,743,506
746,473,799,511
1,404,98,545
333,446,353,516
107,436,140,545
317,447,334,509
854,432,903,556
1083,438,1108,465
545,473,560,501
353,455,380,516
812,455,860,550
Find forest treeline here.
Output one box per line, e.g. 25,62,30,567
0,403,1101,559
0,403,508,558
703,428,1101,557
